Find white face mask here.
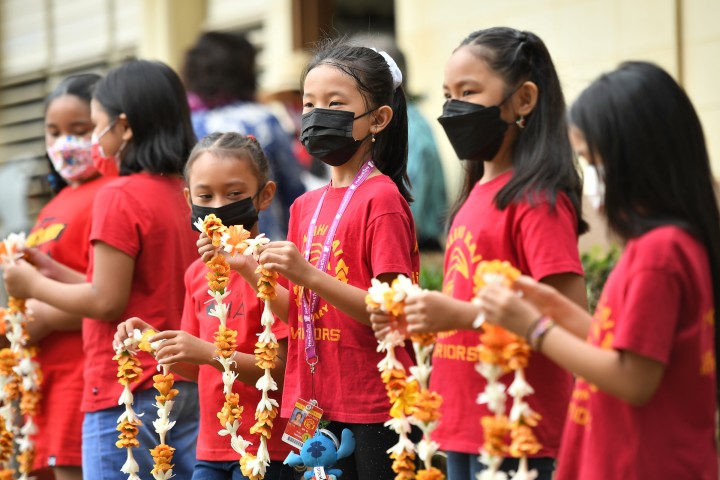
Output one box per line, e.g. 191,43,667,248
46,134,98,182
586,165,605,211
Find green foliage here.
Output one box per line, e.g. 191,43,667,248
581,245,621,313
419,262,444,292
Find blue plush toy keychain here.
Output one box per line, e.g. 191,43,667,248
283,428,355,480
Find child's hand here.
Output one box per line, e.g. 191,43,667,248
3,260,39,299
477,284,541,337
257,241,315,287
20,248,60,279
509,276,563,318
197,232,217,263
405,290,478,333
113,316,154,350
368,305,392,340
150,330,216,366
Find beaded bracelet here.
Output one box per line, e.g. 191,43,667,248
528,316,555,351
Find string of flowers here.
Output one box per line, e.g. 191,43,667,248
195,214,279,480
473,260,541,480
0,319,18,479
113,329,145,480
366,275,445,480
113,321,179,480
0,233,42,480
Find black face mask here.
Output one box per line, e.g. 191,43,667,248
191,195,259,232
300,108,374,167
437,99,510,162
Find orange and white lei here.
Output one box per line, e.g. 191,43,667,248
114,325,178,479
196,214,279,480
473,260,541,480
0,233,42,480
366,275,445,480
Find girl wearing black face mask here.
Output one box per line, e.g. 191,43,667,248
114,132,301,480
211,40,420,480
370,28,589,480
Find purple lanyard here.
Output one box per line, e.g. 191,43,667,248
302,160,375,367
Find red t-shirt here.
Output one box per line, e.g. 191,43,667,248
557,226,717,480
25,176,114,469
82,173,197,412
431,171,583,456
282,174,419,423
182,258,292,461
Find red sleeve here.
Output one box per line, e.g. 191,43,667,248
515,194,583,280
365,211,415,278
181,266,200,337
612,268,681,365
89,184,148,258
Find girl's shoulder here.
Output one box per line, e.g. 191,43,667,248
625,225,707,273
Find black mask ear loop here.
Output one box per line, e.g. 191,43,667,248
356,106,381,155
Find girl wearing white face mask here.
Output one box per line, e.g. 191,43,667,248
19,73,116,480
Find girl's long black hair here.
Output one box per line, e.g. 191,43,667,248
449,27,587,235
570,61,720,401
93,60,196,176
303,38,412,203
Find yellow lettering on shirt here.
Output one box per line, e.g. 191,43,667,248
567,402,591,427
290,326,341,343
25,223,66,247
432,342,480,362
701,350,716,376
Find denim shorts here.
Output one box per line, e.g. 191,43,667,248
82,381,200,480
191,459,301,480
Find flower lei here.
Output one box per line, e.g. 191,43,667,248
113,324,178,480
196,214,279,480
366,275,445,480
0,233,42,480
473,260,541,480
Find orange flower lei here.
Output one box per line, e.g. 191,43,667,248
196,214,279,480
0,233,42,480
473,260,541,480
113,331,145,480
366,275,445,480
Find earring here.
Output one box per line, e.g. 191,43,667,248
371,133,376,143
516,115,526,129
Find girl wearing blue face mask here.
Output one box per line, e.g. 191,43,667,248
369,28,588,480
14,73,115,480
114,132,300,480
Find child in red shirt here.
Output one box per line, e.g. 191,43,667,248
372,28,588,480
20,73,115,480
479,62,720,480
222,41,419,480
115,132,298,479
4,60,200,479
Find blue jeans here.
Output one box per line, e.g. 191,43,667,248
82,381,199,480
192,459,301,480
445,451,555,480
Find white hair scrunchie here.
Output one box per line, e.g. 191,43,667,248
371,48,403,90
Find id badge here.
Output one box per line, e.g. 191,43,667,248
282,398,323,450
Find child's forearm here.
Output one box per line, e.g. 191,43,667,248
304,268,372,326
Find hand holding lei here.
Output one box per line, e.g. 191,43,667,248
196,214,279,480
473,260,541,480
367,275,445,480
